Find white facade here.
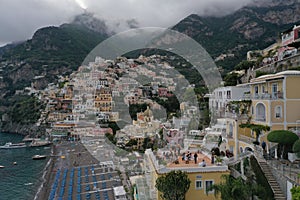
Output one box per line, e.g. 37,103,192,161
209,85,250,118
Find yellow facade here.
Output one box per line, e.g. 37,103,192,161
153,171,229,200
94,89,113,112
144,149,230,200
249,71,300,132
286,77,300,99
154,169,229,200
238,71,300,153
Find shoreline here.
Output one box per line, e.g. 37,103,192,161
34,157,53,200
33,141,99,200
33,144,56,200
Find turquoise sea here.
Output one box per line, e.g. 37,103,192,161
0,132,50,200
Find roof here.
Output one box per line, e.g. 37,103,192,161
250,70,300,83
113,186,126,196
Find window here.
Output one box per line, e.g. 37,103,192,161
275,106,282,118
272,84,278,98
195,180,202,189
256,103,266,122
254,86,259,94
205,180,214,193
227,91,231,99
262,85,265,93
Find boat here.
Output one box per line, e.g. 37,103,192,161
0,165,5,168
29,140,52,147
0,142,27,149
32,155,47,160
22,136,35,142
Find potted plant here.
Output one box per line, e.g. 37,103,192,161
215,156,223,165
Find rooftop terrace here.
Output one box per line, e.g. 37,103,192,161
145,149,229,174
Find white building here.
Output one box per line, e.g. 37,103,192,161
209,85,250,118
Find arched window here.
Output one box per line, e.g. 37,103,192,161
256,103,266,122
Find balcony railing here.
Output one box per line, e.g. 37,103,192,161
224,112,249,120
255,116,266,122
252,92,284,100
239,135,255,144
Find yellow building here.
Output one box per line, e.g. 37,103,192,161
142,149,230,200
94,87,114,112
223,71,300,156
249,71,300,136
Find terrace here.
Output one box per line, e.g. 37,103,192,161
145,149,228,174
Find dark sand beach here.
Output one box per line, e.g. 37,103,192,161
35,141,99,200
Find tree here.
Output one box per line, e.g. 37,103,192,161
155,170,191,200
293,139,300,157
207,175,265,200
125,138,138,147
239,123,270,145
267,130,298,159
291,185,300,200
105,133,116,144
224,73,240,86
142,136,154,150
235,60,255,71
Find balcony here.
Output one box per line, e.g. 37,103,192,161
239,135,255,144
252,92,284,100
255,116,266,122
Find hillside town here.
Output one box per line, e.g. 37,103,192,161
2,23,300,200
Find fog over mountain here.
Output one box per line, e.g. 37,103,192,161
0,0,254,46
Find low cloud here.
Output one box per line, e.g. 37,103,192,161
0,0,253,45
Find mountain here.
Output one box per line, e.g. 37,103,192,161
1,0,300,130
0,13,109,99
172,0,300,72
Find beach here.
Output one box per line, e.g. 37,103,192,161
34,141,99,200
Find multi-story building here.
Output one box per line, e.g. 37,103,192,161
209,85,250,119
249,70,300,134
141,149,230,200
94,87,114,112
281,25,300,47
219,71,300,157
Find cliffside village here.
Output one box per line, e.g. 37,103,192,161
6,24,300,200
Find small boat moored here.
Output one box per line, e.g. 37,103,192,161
29,140,52,147
32,155,47,160
0,142,27,149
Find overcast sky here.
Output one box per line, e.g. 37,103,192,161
0,0,253,46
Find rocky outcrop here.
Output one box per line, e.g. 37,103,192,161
1,122,46,136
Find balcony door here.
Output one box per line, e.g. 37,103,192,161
272,83,278,99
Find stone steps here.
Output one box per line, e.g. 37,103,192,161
258,161,286,200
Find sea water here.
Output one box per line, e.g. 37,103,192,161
0,132,50,200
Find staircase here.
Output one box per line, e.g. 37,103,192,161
257,159,286,200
